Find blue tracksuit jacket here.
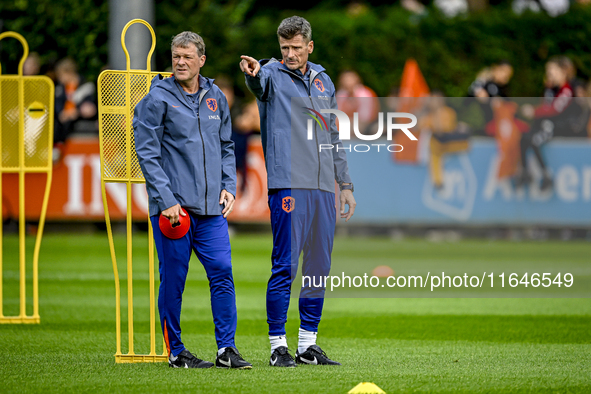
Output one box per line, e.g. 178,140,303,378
245,59,351,192
133,74,236,217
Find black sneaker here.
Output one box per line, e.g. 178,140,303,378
269,346,296,367
215,347,252,369
295,345,341,365
169,349,214,369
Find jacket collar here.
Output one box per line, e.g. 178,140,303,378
260,58,325,75
150,73,213,109
269,58,325,88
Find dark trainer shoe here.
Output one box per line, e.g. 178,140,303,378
295,345,341,365
169,349,214,369
216,347,253,369
269,346,296,367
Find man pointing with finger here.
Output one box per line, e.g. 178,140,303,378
134,31,251,369
241,16,356,367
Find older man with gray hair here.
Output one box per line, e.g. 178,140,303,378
134,31,251,369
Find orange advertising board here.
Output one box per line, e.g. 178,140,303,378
2,135,270,222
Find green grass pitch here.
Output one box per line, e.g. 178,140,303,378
1,232,590,393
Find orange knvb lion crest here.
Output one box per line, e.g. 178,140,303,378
206,98,218,112
282,196,295,213
314,79,325,92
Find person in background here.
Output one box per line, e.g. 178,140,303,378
518,56,574,191
485,99,530,180
420,92,469,189
216,76,260,193
23,52,41,76
53,58,97,162
41,56,58,84
561,56,587,97
468,61,514,133
563,58,591,136
469,60,514,99
216,76,238,112
571,78,587,98
233,99,260,192
336,70,379,135
565,70,590,138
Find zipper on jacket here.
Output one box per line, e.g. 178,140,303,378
175,80,209,214
283,68,324,190
305,75,323,190
197,115,208,214
309,92,321,190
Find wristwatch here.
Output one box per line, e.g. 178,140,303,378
339,183,354,192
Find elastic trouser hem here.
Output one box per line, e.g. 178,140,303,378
300,321,319,333
171,346,186,358
268,323,286,337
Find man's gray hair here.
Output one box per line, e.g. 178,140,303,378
277,16,312,42
171,31,205,56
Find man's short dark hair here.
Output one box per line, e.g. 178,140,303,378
277,16,312,42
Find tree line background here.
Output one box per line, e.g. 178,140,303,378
1,0,590,97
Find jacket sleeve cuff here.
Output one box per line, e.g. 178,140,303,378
157,189,178,212
244,73,261,91
336,174,352,185
222,183,237,197
245,71,260,79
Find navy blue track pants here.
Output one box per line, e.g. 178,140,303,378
267,188,336,336
150,213,237,357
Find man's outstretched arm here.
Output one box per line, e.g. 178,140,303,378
241,55,271,102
